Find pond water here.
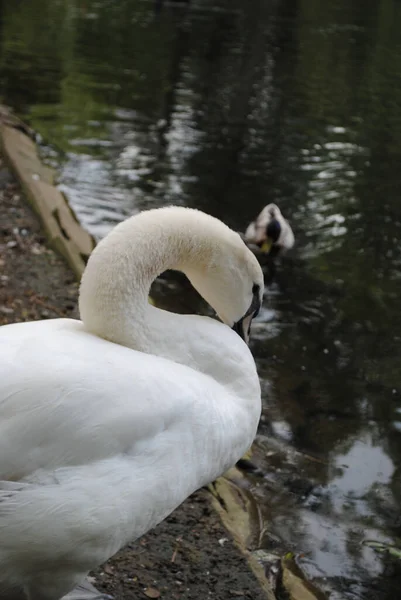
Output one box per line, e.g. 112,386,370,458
2,0,401,597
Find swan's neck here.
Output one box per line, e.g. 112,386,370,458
79,211,226,356
79,209,260,411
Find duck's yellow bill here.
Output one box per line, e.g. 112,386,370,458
260,239,272,253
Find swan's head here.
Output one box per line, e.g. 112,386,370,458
182,212,264,344
80,206,264,347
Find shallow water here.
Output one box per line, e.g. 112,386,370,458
2,0,401,597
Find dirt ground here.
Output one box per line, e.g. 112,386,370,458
0,157,266,600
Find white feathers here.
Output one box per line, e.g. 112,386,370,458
0,206,263,599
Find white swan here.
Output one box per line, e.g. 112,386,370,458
244,203,295,255
0,206,264,600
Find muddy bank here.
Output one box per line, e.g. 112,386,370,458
0,159,269,599
0,162,79,324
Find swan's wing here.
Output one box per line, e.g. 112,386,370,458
0,318,253,577
0,318,238,481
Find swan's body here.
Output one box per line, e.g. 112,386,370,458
244,203,294,255
0,206,263,600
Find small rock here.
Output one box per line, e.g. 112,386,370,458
103,564,114,575
144,587,161,598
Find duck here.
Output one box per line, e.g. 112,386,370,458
0,206,264,600
244,203,295,257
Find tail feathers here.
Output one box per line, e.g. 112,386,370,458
0,577,112,600
0,481,32,493
64,579,113,600
0,481,34,514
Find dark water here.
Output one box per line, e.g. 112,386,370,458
2,0,401,597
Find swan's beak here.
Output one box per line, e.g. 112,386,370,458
232,290,261,344
232,312,255,344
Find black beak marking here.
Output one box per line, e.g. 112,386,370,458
232,285,261,343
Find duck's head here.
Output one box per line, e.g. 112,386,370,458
259,204,282,253
244,203,294,255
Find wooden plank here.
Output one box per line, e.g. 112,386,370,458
0,118,95,278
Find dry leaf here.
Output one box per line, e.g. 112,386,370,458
282,554,327,600
144,587,161,598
